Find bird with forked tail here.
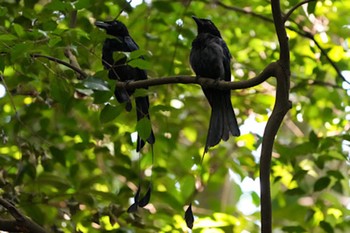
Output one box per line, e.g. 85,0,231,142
95,20,155,151
190,16,240,153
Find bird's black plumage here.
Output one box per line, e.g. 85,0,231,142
95,20,155,151
190,16,240,152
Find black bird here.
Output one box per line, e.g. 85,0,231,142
95,20,155,151
190,16,240,152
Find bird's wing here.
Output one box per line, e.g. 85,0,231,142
124,36,140,51
124,36,148,81
219,38,232,82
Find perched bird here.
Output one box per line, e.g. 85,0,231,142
190,16,240,152
95,20,155,151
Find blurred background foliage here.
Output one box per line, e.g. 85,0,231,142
0,0,349,232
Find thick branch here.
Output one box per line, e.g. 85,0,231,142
0,197,48,233
259,1,291,233
31,53,88,79
272,0,290,69
115,62,276,90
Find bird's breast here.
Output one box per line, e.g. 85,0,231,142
190,36,225,79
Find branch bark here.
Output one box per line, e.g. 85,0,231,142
0,197,48,233
115,62,276,90
259,1,291,233
216,0,348,84
31,53,88,79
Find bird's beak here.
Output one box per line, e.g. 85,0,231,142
191,16,200,25
95,21,109,29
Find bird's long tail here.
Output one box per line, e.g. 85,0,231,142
114,85,132,112
135,96,155,152
204,90,240,153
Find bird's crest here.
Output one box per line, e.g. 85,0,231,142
192,16,221,37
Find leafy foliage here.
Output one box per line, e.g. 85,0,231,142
0,0,349,232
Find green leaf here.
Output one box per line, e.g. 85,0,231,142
75,0,92,9
307,1,317,14
50,78,74,104
282,225,307,233
180,175,195,201
11,43,33,61
83,77,110,91
320,221,334,233
100,104,123,123
113,51,127,62
45,0,73,11
36,173,71,190
129,50,149,60
13,23,25,37
128,58,151,70
92,90,113,104
314,177,331,192
0,34,17,41
153,1,174,13
136,117,152,141
309,130,319,147
327,170,344,180
285,187,306,196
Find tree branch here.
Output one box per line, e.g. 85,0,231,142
283,0,317,22
115,62,276,90
0,197,48,233
30,53,88,79
216,0,349,85
259,1,291,233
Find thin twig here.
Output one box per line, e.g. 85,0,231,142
283,0,317,22
216,0,349,85
30,53,88,79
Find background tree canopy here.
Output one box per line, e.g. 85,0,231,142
0,0,349,232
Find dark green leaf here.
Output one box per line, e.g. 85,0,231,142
307,1,317,14
50,78,74,104
153,1,174,12
136,117,152,142
285,188,306,196
75,0,92,9
327,170,344,180
100,104,123,123
92,90,113,104
320,221,334,233
309,130,319,147
36,173,71,190
282,225,307,233
83,77,110,91
314,177,331,192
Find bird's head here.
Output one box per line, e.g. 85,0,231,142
95,20,129,37
192,16,221,37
